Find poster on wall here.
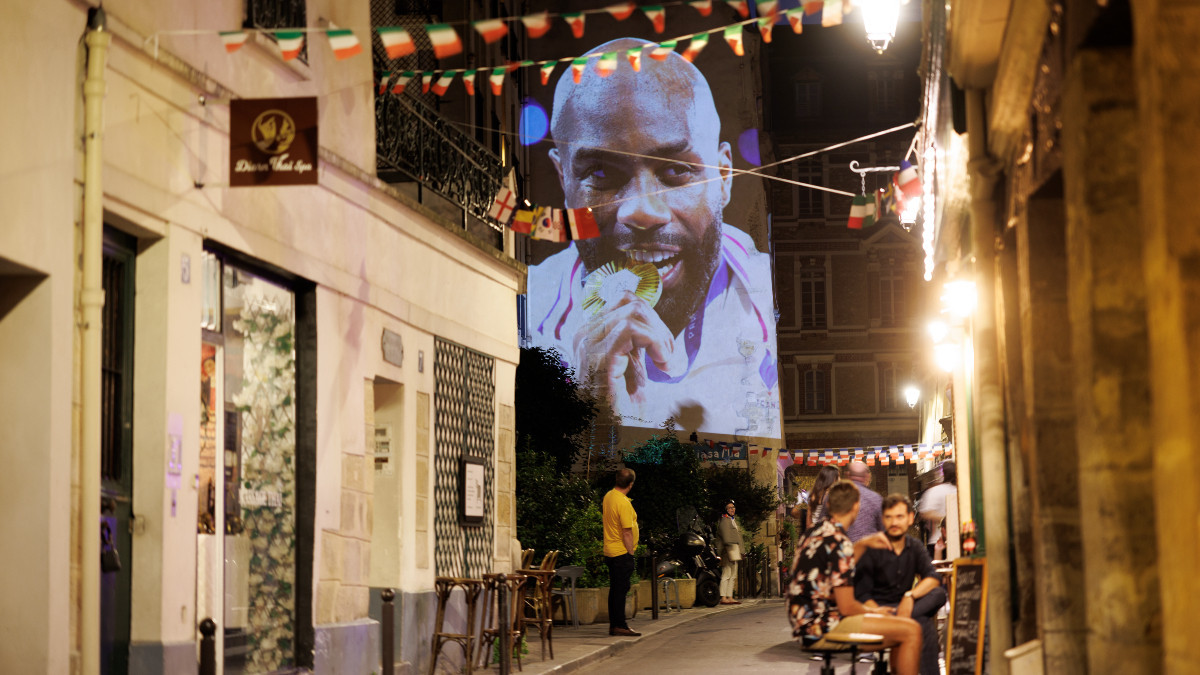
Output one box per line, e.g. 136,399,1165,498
522,5,781,441
230,97,318,186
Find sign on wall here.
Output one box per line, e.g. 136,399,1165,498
230,97,318,186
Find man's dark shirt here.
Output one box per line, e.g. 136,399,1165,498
854,534,938,604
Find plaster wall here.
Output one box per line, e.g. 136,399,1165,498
0,0,522,670
0,1,100,671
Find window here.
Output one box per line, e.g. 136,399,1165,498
771,182,796,218
803,369,827,414
798,268,827,329
795,158,824,219
880,362,912,411
793,67,822,119
247,0,308,62
868,70,905,118
879,273,907,326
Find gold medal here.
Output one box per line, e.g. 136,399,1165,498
582,261,662,315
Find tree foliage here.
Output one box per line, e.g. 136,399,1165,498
701,464,781,534
515,347,603,577
515,346,598,475
621,431,709,552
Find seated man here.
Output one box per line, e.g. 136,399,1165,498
855,494,948,675
787,481,922,675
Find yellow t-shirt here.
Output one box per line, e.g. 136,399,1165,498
602,488,639,557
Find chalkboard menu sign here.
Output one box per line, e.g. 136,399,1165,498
946,558,987,675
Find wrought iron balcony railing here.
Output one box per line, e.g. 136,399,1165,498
375,92,506,239
245,0,308,61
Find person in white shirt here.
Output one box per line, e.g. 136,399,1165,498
917,460,957,559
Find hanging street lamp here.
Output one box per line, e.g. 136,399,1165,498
861,0,902,53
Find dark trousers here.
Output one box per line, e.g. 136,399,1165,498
604,553,635,630
878,586,947,675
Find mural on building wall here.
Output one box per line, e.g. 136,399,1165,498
523,14,781,440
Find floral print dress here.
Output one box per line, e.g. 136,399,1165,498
786,520,855,638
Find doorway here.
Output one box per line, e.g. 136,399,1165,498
197,253,302,674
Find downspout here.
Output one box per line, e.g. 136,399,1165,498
965,88,1013,675
81,8,110,675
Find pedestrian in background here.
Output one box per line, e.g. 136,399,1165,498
717,500,744,605
795,465,841,531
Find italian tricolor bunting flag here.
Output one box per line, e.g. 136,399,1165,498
276,31,304,61
489,67,506,95
431,71,455,96
378,71,391,95
462,69,477,96
539,62,557,85
758,17,774,43
724,25,744,56
785,8,805,33
473,19,507,44
391,71,414,94
571,57,589,84
681,33,709,62
605,2,637,21
649,41,676,60
425,24,462,59
688,0,713,16
521,12,552,39
377,26,415,59
220,31,248,53
757,0,780,19
420,71,434,94
596,52,618,77
326,29,362,60
725,0,750,18
563,12,586,39
627,48,643,71
642,5,666,33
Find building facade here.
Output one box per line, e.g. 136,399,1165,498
0,1,524,673
763,15,927,492
915,0,1200,672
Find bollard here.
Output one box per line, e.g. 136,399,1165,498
497,573,511,675
381,588,395,675
650,552,658,620
199,618,216,675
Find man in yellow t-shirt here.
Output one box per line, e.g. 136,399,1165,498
602,468,640,637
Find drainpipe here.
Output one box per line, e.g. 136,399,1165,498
81,8,110,675
965,87,1012,675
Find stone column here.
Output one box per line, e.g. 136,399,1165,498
1062,47,1162,673
1018,187,1087,674
1134,2,1200,670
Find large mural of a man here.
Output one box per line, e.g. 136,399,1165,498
527,37,780,439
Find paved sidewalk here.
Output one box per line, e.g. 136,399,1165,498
497,597,782,675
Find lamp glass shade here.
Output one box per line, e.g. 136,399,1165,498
861,0,901,52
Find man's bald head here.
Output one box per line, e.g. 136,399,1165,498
550,38,722,152
848,460,870,484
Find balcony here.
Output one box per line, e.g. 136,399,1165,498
375,91,506,249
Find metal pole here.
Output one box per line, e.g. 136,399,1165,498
497,574,511,675
381,589,395,675
198,619,216,675
650,552,658,620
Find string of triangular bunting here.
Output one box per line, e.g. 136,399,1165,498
158,0,852,75
690,441,954,464
784,443,953,465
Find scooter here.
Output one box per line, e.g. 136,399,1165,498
654,507,723,607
